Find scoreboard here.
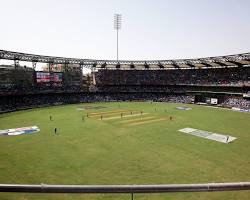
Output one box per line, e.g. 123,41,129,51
36,72,63,86
36,72,63,83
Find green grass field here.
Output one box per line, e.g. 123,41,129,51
0,102,250,200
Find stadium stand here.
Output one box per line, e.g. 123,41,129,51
94,67,250,87
221,96,250,110
0,50,249,113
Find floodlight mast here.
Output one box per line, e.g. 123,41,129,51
114,14,122,62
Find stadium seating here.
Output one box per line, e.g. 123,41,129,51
0,63,249,113
95,67,250,87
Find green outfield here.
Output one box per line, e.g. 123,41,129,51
0,102,250,200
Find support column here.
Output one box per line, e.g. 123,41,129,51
14,59,19,69
48,62,53,87
48,62,53,73
64,63,69,89
91,67,96,85
32,62,37,70
80,63,84,89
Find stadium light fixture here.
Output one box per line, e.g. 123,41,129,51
114,14,122,62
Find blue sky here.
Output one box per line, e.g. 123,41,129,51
0,0,249,61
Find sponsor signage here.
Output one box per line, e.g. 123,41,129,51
0,126,40,136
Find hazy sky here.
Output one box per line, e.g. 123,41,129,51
0,0,250,61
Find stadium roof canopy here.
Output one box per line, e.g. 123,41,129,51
0,49,250,69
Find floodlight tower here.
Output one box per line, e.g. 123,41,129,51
114,13,122,62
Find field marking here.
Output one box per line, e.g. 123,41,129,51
88,110,138,116
89,112,132,118
119,116,159,123
90,111,140,118
100,113,149,120
179,128,237,143
124,118,167,126
88,109,128,115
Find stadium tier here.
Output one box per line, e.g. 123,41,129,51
94,67,250,87
0,50,250,112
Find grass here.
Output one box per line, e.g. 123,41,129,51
0,102,250,200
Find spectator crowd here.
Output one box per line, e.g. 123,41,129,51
0,66,249,113
1,92,249,113
0,93,194,113
221,97,250,110
95,67,250,87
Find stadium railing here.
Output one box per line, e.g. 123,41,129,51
0,182,250,198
